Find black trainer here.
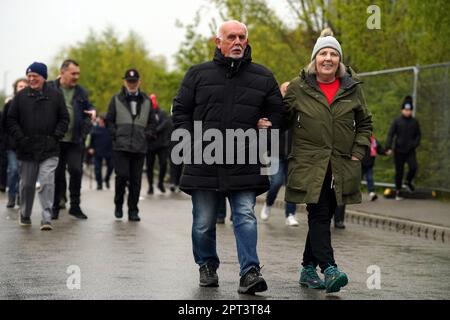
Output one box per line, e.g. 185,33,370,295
19,216,32,226
6,196,15,208
157,182,166,193
51,208,59,220
59,198,67,209
406,181,415,193
199,265,219,287
69,205,88,219
104,179,110,189
115,207,123,219
148,186,154,195
128,211,141,222
238,267,268,294
334,221,346,229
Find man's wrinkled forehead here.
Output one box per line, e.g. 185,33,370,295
219,22,247,38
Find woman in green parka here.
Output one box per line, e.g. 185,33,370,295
283,29,372,293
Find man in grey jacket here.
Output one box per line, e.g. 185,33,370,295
106,69,155,221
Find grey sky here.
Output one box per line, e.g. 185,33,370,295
0,0,290,95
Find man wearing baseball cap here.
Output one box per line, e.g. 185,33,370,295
7,62,69,230
106,68,156,221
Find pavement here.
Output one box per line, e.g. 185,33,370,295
0,178,449,300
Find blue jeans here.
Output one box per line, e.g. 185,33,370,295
192,190,260,275
362,166,375,193
216,196,227,220
266,158,296,217
6,150,19,198
94,155,113,187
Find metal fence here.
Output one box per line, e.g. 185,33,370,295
357,62,450,193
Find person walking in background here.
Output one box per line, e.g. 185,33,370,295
88,115,113,190
0,106,6,193
2,78,28,208
260,81,298,227
49,59,96,220
7,62,69,230
385,96,421,200
172,20,284,294
362,133,386,202
146,94,171,195
106,69,155,222
283,29,372,293
168,112,183,193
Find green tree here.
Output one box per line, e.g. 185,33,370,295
0,91,6,111
53,27,178,112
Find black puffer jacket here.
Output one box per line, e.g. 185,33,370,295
172,46,285,195
6,84,69,161
1,101,16,150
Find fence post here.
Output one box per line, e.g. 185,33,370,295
412,66,419,117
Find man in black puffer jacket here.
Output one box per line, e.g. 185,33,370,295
7,62,69,231
172,20,285,295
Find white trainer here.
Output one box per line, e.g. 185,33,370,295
285,214,299,226
260,204,271,221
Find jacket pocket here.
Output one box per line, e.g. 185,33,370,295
342,157,361,195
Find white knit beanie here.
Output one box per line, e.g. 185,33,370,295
311,28,342,61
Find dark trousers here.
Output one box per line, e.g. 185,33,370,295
334,205,346,223
113,151,145,214
0,143,7,190
54,142,83,208
302,173,337,273
146,147,168,187
394,151,417,190
170,162,182,186
94,155,113,187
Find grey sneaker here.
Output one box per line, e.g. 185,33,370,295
238,267,268,294
199,264,219,287
40,222,53,231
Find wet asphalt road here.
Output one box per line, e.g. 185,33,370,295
0,185,449,300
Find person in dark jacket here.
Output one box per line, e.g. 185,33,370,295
7,62,69,230
48,59,96,220
106,69,155,222
2,78,28,208
88,115,113,190
146,94,171,194
172,20,284,294
385,96,421,200
362,134,386,202
260,81,298,226
0,106,6,193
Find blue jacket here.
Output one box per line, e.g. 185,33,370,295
90,125,112,158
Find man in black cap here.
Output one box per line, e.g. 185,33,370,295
106,69,155,221
7,62,69,230
385,96,421,200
